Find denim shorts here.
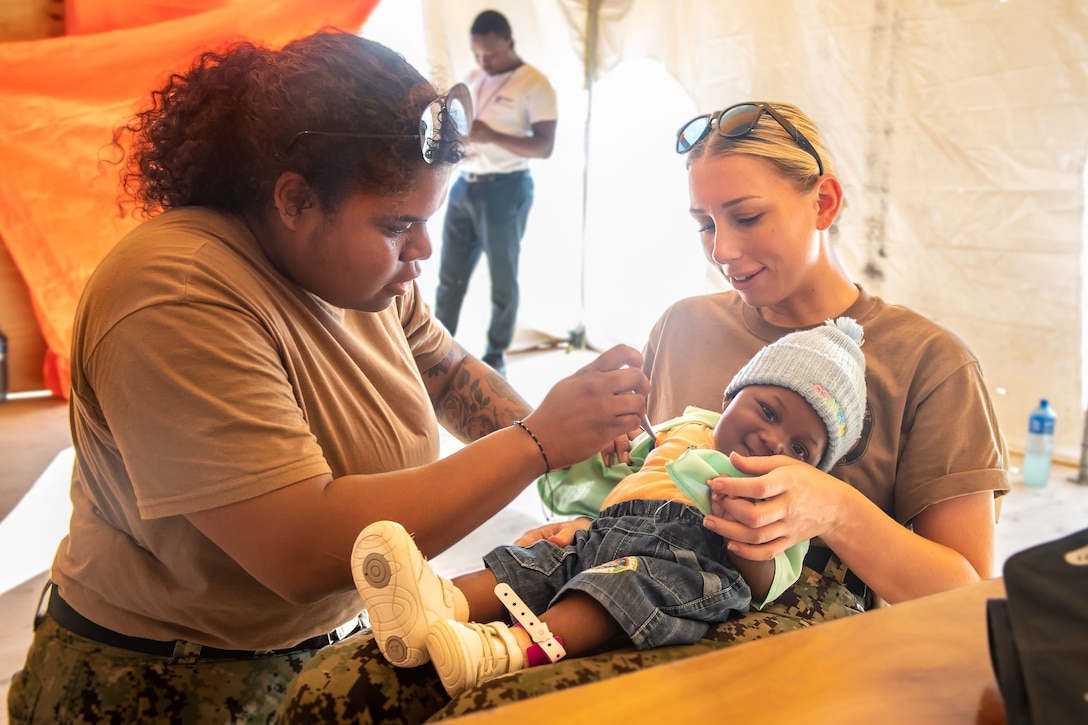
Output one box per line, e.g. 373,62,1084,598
483,499,751,649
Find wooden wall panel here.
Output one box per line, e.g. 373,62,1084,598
0,237,49,393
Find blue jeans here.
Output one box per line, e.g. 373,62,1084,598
434,171,534,359
483,499,752,650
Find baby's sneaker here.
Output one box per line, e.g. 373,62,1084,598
351,521,469,667
425,620,526,697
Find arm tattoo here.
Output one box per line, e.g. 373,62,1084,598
430,352,531,442
425,347,457,380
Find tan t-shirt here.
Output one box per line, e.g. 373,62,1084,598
643,288,1009,526
55,208,452,650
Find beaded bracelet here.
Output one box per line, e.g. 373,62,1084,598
513,420,550,474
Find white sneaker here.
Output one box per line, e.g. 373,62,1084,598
425,619,526,698
351,521,469,667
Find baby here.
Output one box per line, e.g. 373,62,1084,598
352,317,866,697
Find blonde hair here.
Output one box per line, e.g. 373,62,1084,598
685,102,833,192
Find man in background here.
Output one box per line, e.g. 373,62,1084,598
434,9,558,377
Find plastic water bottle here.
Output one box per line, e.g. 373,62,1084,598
1022,399,1057,487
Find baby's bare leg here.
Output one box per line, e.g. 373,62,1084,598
452,570,503,621
538,591,622,657
451,575,621,657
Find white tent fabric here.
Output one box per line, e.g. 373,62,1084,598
364,0,1088,460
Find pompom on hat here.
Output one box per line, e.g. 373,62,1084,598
723,317,867,471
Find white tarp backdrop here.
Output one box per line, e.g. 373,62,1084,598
365,0,1088,461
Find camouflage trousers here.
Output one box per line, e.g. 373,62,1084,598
7,615,332,724
274,559,865,723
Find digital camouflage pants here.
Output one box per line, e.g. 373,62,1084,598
275,559,865,724
7,616,329,724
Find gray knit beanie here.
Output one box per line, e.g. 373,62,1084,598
723,317,867,471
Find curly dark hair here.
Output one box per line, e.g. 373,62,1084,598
113,29,441,217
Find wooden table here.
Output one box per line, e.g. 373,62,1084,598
450,577,1008,724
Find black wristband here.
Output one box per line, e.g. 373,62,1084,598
513,420,550,474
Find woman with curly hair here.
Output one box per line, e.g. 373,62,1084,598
7,29,648,724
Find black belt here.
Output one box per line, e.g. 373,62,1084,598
804,547,868,601
462,169,529,183
44,583,365,660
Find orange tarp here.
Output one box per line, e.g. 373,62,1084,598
0,0,381,398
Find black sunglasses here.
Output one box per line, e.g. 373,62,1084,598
675,102,824,176
288,83,473,165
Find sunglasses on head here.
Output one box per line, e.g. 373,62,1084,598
288,83,473,165
675,102,824,176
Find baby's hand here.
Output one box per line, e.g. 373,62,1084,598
514,517,591,547
709,490,739,520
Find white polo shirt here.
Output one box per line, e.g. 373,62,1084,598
464,62,557,175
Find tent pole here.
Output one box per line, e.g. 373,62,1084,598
570,0,600,350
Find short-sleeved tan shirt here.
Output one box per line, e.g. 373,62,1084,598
643,288,1009,526
55,208,453,650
